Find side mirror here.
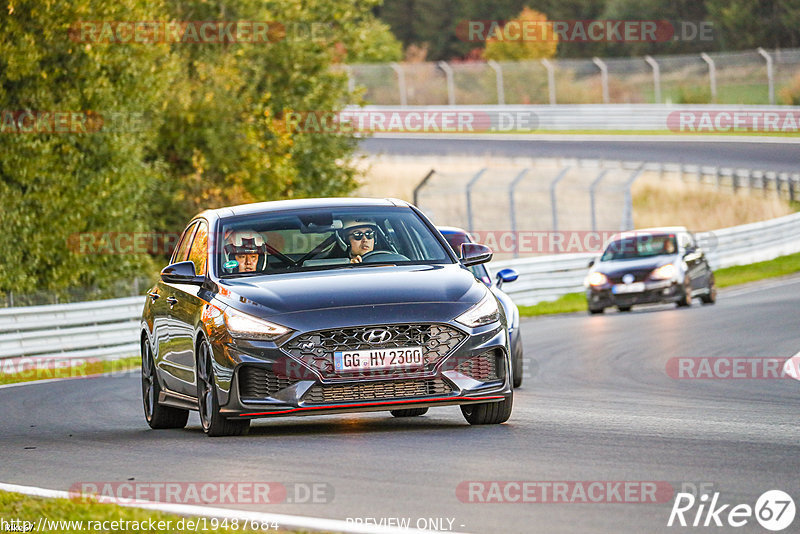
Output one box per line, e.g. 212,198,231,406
460,243,493,267
161,261,204,285
588,258,595,268
495,268,518,289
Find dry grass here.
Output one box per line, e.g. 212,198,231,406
631,179,795,231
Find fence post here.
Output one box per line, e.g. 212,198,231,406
438,61,456,106
508,169,529,258
592,57,610,104
488,60,505,105
343,65,355,94
757,48,775,105
541,58,556,105
622,164,645,231
413,169,436,207
549,166,571,231
700,53,717,103
589,169,610,232
644,55,661,104
390,62,408,106
466,168,488,233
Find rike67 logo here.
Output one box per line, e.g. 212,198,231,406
668,490,795,531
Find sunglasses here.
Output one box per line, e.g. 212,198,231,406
348,230,375,240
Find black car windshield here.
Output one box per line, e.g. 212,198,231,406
601,234,677,261
217,207,452,276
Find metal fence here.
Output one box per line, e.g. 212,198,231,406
488,210,800,306
346,48,800,106
415,159,800,261
0,296,144,362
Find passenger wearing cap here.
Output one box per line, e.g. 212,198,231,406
224,230,267,273
340,218,377,264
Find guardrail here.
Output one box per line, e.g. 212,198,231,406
1,211,799,361
489,211,800,306
0,296,144,363
345,104,800,132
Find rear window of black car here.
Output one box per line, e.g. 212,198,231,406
216,207,453,276
601,234,677,261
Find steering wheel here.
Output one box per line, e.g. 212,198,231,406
360,250,409,263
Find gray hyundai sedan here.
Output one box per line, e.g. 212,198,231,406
140,198,513,436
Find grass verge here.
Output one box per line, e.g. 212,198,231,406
518,251,800,317
0,356,141,386
0,491,300,533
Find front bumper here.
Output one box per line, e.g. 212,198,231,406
212,321,512,419
586,279,682,309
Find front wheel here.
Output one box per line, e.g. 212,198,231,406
700,274,717,305
676,276,692,307
197,339,250,437
461,394,513,425
142,339,188,429
511,333,523,388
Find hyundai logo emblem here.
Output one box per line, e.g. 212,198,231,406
363,328,392,344
622,274,634,284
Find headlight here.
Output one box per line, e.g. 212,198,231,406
586,272,608,287
455,292,500,328
223,307,291,340
650,264,677,280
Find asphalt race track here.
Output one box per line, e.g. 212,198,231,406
360,137,800,172
2,276,799,533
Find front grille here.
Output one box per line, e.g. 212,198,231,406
607,270,652,284
239,366,299,400
304,379,452,404
283,324,466,377
456,351,500,381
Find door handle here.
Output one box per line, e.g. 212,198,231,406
166,296,178,307
147,291,160,302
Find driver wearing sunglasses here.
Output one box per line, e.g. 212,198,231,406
340,218,377,263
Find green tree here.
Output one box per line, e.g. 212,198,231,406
0,0,176,296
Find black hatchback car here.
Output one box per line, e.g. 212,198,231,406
141,198,513,436
585,227,716,314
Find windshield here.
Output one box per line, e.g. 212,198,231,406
601,234,677,261
216,207,452,276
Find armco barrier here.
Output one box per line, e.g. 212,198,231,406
1,212,799,360
0,296,144,362
489,211,800,306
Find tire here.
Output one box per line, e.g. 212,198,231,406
142,339,189,429
197,338,250,437
676,276,692,307
511,333,523,388
461,393,513,425
617,306,632,312
588,307,604,315
700,274,717,305
390,408,428,417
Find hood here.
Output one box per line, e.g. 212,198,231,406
215,264,485,319
594,255,677,277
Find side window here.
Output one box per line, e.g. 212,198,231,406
172,222,198,264
187,221,209,275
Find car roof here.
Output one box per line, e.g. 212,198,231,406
436,226,469,235
611,226,688,240
194,197,411,220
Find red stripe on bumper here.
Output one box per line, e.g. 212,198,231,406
238,395,505,417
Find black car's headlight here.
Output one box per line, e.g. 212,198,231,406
223,307,291,341
455,292,500,328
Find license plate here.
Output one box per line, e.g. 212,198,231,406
333,346,424,372
612,282,645,294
